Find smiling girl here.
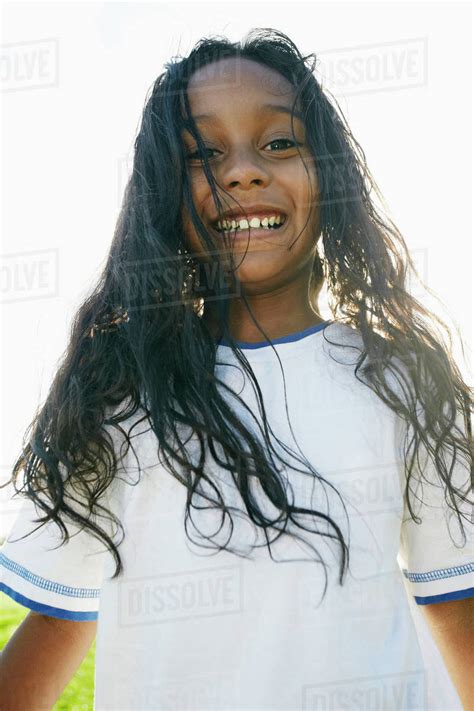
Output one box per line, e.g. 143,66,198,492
0,29,472,710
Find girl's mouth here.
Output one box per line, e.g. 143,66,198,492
210,216,288,240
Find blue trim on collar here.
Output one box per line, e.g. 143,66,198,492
217,319,332,349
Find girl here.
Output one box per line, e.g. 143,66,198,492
0,28,472,711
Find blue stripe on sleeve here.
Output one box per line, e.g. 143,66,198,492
0,582,99,621
414,586,474,605
0,552,100,598
402,562,474,583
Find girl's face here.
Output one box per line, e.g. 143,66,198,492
181,56,321,299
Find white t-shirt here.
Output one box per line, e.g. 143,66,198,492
1,319,472,710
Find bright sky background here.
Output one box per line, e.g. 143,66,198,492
1,1,472,535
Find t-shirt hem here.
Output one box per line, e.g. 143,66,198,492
0,582,98,620
0,550,101,618
400,561,474,604
414,586,474,605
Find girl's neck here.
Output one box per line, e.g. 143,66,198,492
202,303,325,344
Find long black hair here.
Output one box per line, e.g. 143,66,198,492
3,29,472,603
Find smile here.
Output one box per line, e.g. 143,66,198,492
213,214,286,231
211,215,288,239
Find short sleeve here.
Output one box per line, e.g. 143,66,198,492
0,414,132,621
0,485,115,621
396,400,474,605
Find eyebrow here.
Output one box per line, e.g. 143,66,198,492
185,104,304,125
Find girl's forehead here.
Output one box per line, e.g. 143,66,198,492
182,59,300,128
181,102,305,133
186,57,294,101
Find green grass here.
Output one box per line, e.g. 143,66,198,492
0,592,95,710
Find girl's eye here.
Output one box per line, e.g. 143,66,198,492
185,138,298,161
264,138,297,152
186,147,218,160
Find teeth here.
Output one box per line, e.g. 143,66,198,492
215,214,285,232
